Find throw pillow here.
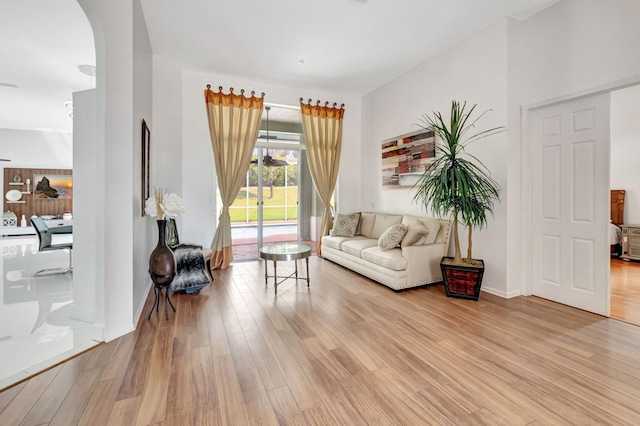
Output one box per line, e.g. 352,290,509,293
359,212,376,238
418,218,441,245
371,214,403,239
330,212,361,237
378,224,408,251
401,220,429,247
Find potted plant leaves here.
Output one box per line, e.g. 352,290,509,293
412,100,504,300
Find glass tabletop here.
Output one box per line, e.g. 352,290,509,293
259,243,311,261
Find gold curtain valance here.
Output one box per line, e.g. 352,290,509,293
205,85,265,109
300,98,345,119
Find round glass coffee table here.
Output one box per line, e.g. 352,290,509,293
259,243,311,293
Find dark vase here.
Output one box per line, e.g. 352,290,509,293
148,219,176,320
149,219,176,286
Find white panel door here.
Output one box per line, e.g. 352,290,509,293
531,93,610,316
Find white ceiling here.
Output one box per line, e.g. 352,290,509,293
0,0,95,133
141,0,559,96
0,0,559,134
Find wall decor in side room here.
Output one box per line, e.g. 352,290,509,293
141,119,150,216
33,174,73,199
3,168,72,223
381,129,436,189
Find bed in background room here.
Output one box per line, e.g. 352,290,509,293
611,189,625,257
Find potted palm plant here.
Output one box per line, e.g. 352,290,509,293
412,101,504,300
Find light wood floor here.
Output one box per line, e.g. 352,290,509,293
610,258,640,326
3,257,640,425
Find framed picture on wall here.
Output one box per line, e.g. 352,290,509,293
382,129,436,189
33,174,73,199
141,119,150,216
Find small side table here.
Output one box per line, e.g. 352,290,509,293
259,243,311,293
621,224,640,261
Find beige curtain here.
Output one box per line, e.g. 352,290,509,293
205,85,264,269
299,98,345,256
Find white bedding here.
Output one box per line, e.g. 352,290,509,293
610,223,622,245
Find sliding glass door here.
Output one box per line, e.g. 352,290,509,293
257,146,299,246
230,145,300,260
228,104,320,261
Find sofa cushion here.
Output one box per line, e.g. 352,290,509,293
371,214,403,239
322,235,352,250
402,215,441,245
362,247,408,271
330,212,360,237
401,220,429,247
378,224,408,250
342,238,379,258
359,212,376,238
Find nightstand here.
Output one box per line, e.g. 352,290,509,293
621,225,640,261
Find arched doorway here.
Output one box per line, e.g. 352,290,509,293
0,0,102,390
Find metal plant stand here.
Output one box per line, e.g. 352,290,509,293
148,272,176,320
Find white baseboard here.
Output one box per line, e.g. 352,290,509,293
133,280,152,327
103,282,151,343
104,325,135,342
481,286,522,299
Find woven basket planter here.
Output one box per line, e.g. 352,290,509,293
440,257,485,301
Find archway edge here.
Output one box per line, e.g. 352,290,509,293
75,0,136,341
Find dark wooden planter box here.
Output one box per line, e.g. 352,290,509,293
440,257,485,301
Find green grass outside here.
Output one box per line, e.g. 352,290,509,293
230,186,298,222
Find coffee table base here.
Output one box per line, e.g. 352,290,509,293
264,257,310,294
259,244,312,294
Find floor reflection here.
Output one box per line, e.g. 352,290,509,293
0,236,102,390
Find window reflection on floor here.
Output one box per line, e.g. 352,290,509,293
231,224,317,261
0,236,101,390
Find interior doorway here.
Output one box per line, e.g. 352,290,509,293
525,82,640,324
529,92,611,316
609,84,640,326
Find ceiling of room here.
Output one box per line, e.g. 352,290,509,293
0,0,95,134
0,0,559,134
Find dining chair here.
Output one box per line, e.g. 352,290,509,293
30,216,73,276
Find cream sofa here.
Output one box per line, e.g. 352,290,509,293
321,212,452,291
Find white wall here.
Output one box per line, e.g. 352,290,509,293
611,85,640,224
151,56,183,230
72,88,101,325
0,129,72,190
507,0,640,296
131,0,153,322
361,21,509,296
77,0,136,341
178,69,362,247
